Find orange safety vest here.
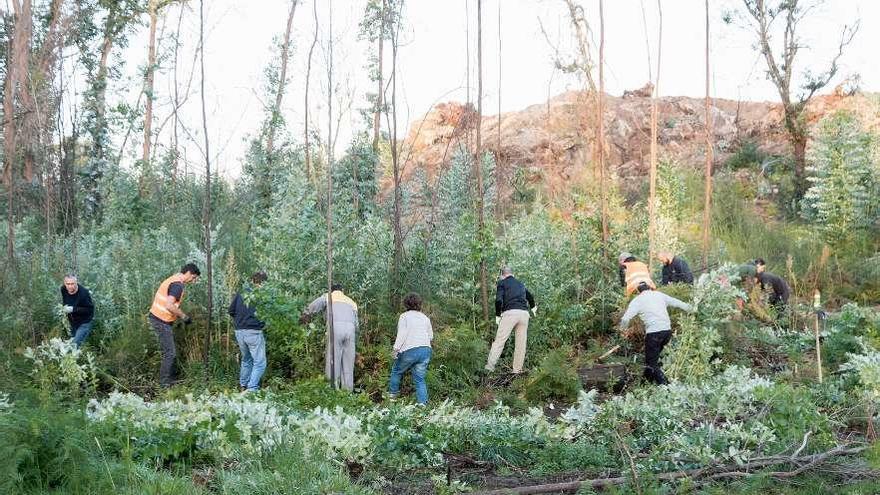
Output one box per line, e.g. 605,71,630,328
623,261,656,296
150,273,187,323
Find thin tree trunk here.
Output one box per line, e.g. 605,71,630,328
372,0,385,153
141,0,158,197
475,0,489,324
646,0,662,270
172,3,183,187
325,0,336,388
304,0,318,181
598,0,609,248
199,0,214,366
390,3,403,309
495,0,502,219
266,0,298,159
701,0,713,270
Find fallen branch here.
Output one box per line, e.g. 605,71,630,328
597,345,621,362
469,444,867,495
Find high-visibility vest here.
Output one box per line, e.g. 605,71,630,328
150,273,187,323
623,261,656,296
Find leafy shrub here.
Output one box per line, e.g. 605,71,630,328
524,347,581,403
24,338,97,400
427,324,486,400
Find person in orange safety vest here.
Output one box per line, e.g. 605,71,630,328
618,252,656,296
149,263,200,388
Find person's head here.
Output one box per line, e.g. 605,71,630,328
331,283,344,292
63,275,79,295
657,251,673,265
180,263,201,283
618,252,635,265
403,292,422,312
251,271,267,285
754,258,766,273
637,281,652,293
499,266,513,280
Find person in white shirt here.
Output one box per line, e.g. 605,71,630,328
388,293,433,404
619,282,694,385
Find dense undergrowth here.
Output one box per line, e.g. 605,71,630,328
1,105,880,493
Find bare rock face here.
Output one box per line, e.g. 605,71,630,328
397,89,879,198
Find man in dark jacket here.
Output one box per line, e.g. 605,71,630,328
756,271,791,311
229,272,268,392
658,252,694,285
60,275,95,347
484,266,536,375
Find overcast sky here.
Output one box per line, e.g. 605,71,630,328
106,0,880,179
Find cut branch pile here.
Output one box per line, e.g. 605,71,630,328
470,444,868,495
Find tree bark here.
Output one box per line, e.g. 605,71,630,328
390,0,403,308
325,0,337,388
266,0,298,159
141,0,159,197
304,0,318,181
475,0,489,324
598,0,608,247
199,0,214,365
701,0,713,270
371,0,385,153
647,0,662,271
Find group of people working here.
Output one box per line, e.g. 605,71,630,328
55,251,791,403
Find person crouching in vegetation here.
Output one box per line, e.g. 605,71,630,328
619,252,656,296
619,282,693,385
657,251,694,285
300,284,359,391
149,263,200,388
484,266,536,375
60,275,95,348
229,272,268,393
388,293,434,404
754,259,791,318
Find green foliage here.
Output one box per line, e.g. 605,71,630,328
726,140,769,170
427,324,486,400
802,111,879,244
523,347,581,403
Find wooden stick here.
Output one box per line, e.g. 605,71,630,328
597,345,621,362
815,311,823,383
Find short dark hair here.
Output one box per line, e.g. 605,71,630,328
754,258,766,266
180,263,201,276
637,282,651,293
403,292,422,311
331,283,343,292
252,271,267,284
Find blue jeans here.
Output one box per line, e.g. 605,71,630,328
236,329,266,391
389,346,432,404
71,321,93,348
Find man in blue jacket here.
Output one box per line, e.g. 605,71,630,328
484,266,536,375
229,272,268,392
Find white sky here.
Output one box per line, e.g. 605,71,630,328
105,0,880,179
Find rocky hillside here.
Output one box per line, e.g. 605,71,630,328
398,87,879,201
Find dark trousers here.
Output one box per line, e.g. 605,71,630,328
150,317,176,387
644,330,672,385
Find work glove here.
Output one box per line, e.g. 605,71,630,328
392,350,399,361
495,316,501,326
63,305,74,314
531,306,538,316
182,315,193,325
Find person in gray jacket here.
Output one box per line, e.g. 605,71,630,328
619,282,694,385
300,283,359,391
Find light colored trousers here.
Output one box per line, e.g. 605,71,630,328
325,323,356,391
485,309,530,373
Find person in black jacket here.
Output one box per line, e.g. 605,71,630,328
229,272,268,392
756,271,791,311
60,275,95,347
484,266,536,375
658,252,694,286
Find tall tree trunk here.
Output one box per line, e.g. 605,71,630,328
701,0,713,270
266,0,298,159
141,0,158,197
597,0,608,248
390,3,403,309
171,3,183,187
304,0,318,181
646,0,662,270
475,0,489,324
325,0,336,388
372,0,385,153
495,0,502,219
199,0,214,366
